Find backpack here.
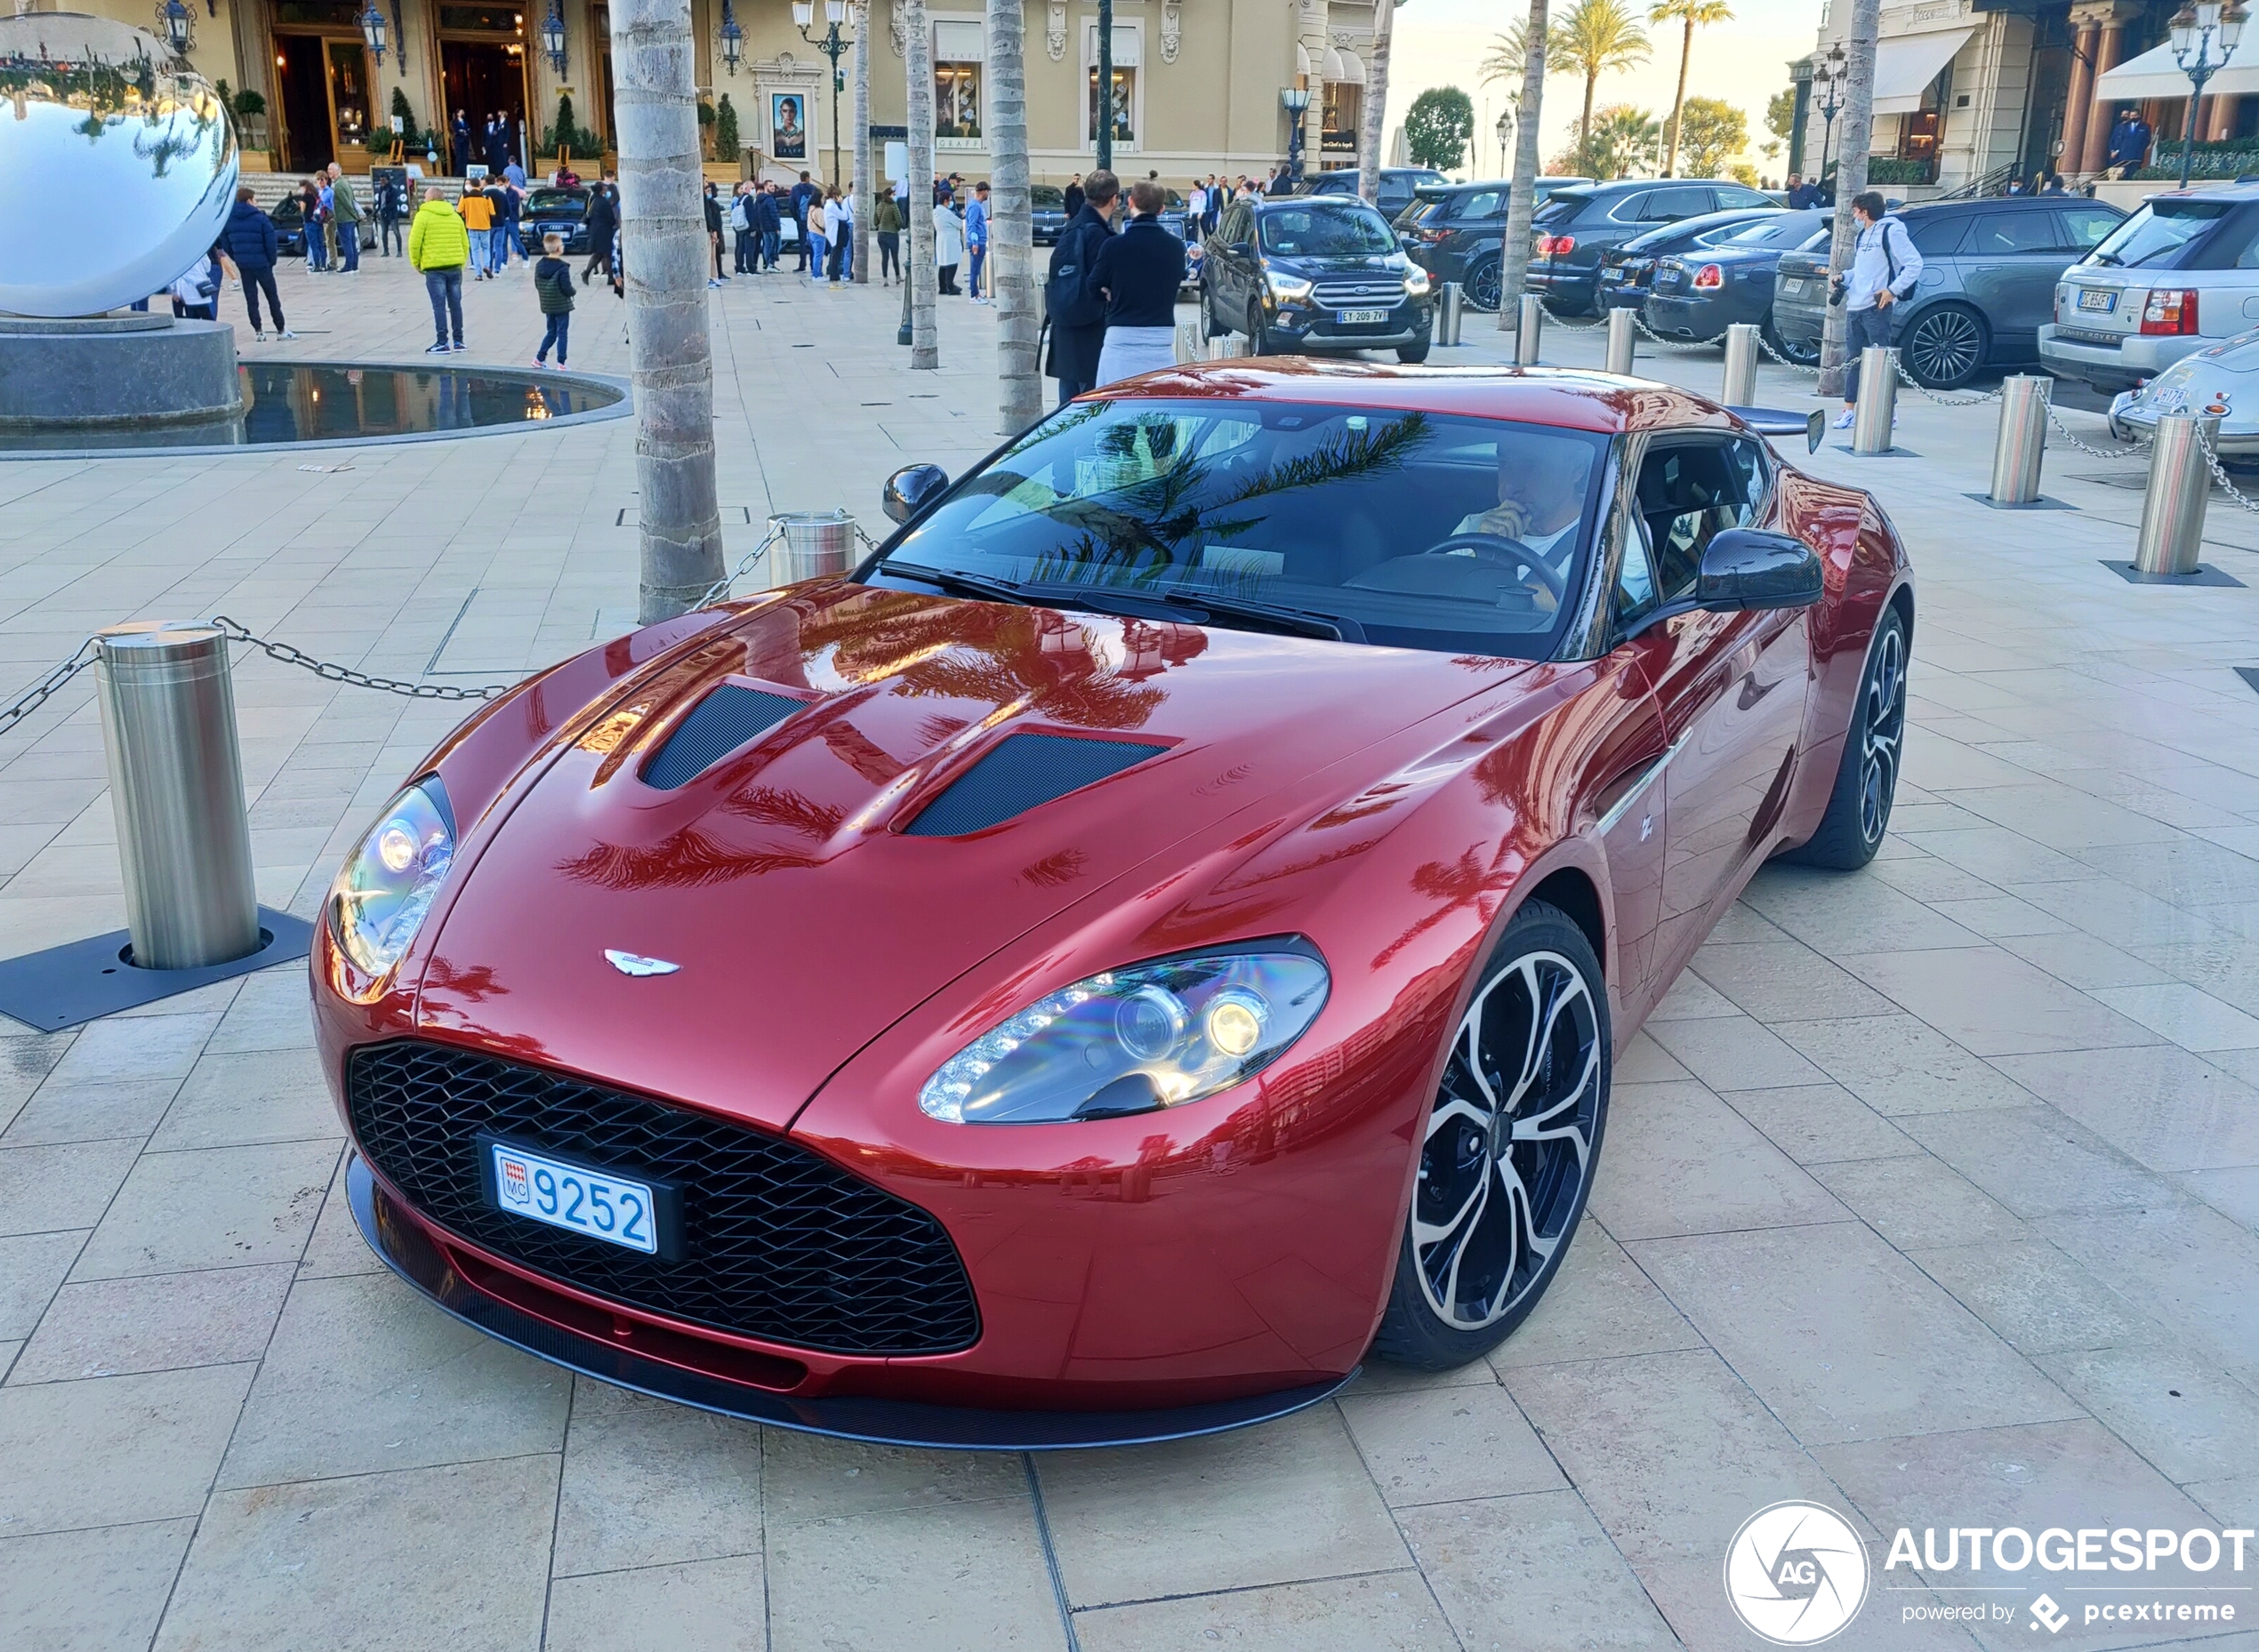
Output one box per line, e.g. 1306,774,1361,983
1044,221,1105,330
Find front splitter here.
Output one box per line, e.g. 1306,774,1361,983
347,1154,1355,1450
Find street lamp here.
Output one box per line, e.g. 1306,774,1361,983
540,0,567,76
718,0,742,75
2169,0,2249,186
1282,76,1312,184
1813,43,1847,194
359,0,387,66
793,0,854,188
158,0,193,55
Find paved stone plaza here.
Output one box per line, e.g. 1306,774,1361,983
3,255,2258,1651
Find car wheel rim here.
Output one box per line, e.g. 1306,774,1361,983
1413,950,1600,1333
1467,262,1500,310
1910,312,1980,385
1859,625,1906,846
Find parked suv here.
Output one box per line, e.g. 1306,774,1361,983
1202,194,1434,361
1399,178,1596,310
2041,184,2259,392
1527,179,1777,317
1301,166,1450,219
1773,195,2122,389
1597,207,1785,314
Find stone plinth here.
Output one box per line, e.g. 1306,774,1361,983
0,315,242,427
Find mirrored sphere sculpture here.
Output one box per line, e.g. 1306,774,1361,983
0,13,239,317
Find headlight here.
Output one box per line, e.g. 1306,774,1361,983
920,944,1330,1124
1403,267,1431,296
1266,271,1314,303
328,779,455,978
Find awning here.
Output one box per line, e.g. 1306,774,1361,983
1323,44,1366,84
1871,28,1974,115
2095,37,2259,100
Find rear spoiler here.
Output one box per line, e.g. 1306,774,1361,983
1729,406,1826,453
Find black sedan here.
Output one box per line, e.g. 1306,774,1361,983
1641,209,1832,353
1597,208,1784,313
1527,178,1777,317
519,187,591,256
1033,185,1192,246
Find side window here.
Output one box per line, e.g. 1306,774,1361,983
1608,192,1653,223
1713,186,1774,210
1613,518,1660,628
2060,206,2120,250
1631,437,1766,605
1967,213,2061,255
1644,187,1712,221
1907,214,1969,257
1456,189,1503,221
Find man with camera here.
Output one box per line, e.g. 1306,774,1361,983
1831,190,1923,430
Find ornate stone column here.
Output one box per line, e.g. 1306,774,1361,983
2079,2,2142,175
2211,94,2240,139
2060,18,2100,177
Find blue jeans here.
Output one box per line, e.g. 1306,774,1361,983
468,231,491,276
761,229,780,268
425,267,463,345
807,232,827,276
308,226,327,270
537,312,569,363
967,244,985,296
338,223,360,271
491,226,512,269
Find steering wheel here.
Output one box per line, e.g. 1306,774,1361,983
1410,533,1569,600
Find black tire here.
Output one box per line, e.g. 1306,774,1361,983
1764,314,1821,367
1903,302,1988,389
1203,286,1227,340
1372,900,1611,1370
1463,255,1503,313
1397,332,1433,365
1781,607,1908,870
1247,301,1282,357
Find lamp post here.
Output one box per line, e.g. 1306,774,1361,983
1282,76,1312,184
718,0,742,75
2170,0,2248,186
540,0,567,75
793,0,855,188
1813,43,1846,194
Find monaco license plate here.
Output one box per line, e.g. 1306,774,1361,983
487,1141,660,1255
2078,288,2118,313
1336,308,1388,325
1602,267,1625,283
1781,277,1808,298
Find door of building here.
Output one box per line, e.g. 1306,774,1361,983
274,34,334,172
439,5,531,174
592,4,615,149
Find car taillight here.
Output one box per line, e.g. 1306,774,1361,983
1415,225,1449,244
1539,234,1575,256
2141,288,2199,335
1693,262,1724,290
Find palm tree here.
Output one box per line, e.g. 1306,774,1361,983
1479,20,1558,88
1650,0,1732,176
607,0,725,620
905,0,938,368
1587,104,1661,178
1358,0,1398,205
852,3,872,283
988,0,1041,430
1498,0,1548,332
1551,0,1648,157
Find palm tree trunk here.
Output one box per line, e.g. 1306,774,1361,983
853,2,872,284
905,0,938,368
1664,16,1692,175
1499,0,1548,330
1816,0,1878,398
1580,70,1596,153
609,0,724,622
989,0,1040,431
1357,0,1395,204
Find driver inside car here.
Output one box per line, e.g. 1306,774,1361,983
1451,433,1593,558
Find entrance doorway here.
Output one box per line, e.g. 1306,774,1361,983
275,36,333,172
441,39,530,172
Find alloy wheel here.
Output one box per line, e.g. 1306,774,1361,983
1907,308,1982,388
1859,623,1907,846
1412,950,1601,1332
1465,258,1502,312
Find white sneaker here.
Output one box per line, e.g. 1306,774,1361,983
279,329,297,340
253,332,266,342
1832,408,1856,429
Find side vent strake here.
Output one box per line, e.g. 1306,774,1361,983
905,733,1168,837
640,685,805,790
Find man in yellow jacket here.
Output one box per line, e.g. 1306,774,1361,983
409,185,470,355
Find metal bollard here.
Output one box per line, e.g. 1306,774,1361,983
1850,346,1898,454
2134,412,2217,576
1605,307,1636,375
1721,324,1758,406
94,622,261,971
1438,282,1463,347
1174,320,1202,365
770,509,857,582
1515,295,1544,366
1988,375,2052,505
1206,333,1246,360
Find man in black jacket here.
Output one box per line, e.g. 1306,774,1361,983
583,175,617,284
218,186,293,341
1044,168,1117,406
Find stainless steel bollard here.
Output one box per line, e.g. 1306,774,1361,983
1605,307,1636,375
94,622,261,971
770,509,857,581
2134,412,2217,576
1173,320,1201,365
1515,295,1544,366
1206,333,1246,360
1721,323,1758,406
1438,282,1463,347
1850,346,1898,454
1988,374,2053,504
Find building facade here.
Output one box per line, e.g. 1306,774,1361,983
36,0,1380,185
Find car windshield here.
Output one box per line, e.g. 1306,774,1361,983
1258,204,1400,256
869,399,1610,656
2086,200,2230,268
1032,186,1064,209
526,189,585,214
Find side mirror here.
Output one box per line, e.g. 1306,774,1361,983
1696,528,1823,612
882,462,949,525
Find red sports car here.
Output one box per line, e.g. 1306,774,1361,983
318,363,1912,1448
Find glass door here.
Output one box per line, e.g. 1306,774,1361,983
324,37,373,165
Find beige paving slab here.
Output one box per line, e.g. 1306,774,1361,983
1903,1239,2160,1358
1486,1219,1704,1371
1691,940,1901,1022
760,1429,1027,1528
544,1556,768,1652
1075,1569,1459,1652
1397,1488,1677,1651
1588,1080,1849,1240
1772,1014,2041,1115
2034,1344,2259,1485
1986,1046,2259,1176
147,1047,340,1151
1843,947,2163,1057
1338,1383,1566,1509
0,1361,253,1534
1809,1154,2028,1249
552,1375,762,1577
0,1518,197,1652
1718,1082,1920,1167
0,1137,139,1237
2,1077,180,1146
1898,1106,2185,1220
295,1147,385,1279
10,1261,293,1383
0,1228,82,1338
70,1138,339,1279
1641,1014,1833,1091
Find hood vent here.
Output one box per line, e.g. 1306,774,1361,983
640,685,805,789
904,733,1168,837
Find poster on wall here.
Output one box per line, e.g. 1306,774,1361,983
771,94,808,161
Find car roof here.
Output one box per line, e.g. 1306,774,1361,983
1093,359,1749,436
1253,194,1388,212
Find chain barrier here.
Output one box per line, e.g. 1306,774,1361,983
2197,428,2259,517
1888,353,2002,407
2040,402,2151,462
205,616,515,701
1755,327,1821,373
0,638,98,741
692,521,785,611
1632,314,1717,353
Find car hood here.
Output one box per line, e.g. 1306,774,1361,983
415,581,1526,1130
1261,252,1410,278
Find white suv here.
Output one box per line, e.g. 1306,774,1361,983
2039,184,2259,393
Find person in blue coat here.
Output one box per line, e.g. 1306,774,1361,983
218,186,294,340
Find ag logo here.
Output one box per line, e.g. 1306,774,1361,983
1724,1501,1870,1645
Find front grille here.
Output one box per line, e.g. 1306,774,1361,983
1311,279,1405,308
347,1040,980,1356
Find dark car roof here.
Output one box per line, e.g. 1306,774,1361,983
1252,194,1390,213
1618,206,1781,251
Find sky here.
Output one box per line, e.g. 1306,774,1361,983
1379,0,1823,179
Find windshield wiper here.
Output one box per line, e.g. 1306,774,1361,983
880,562,1041,605
1142,586,1362,642
881,560,1356,642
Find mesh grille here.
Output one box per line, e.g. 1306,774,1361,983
346,1041,980,1356
641,685,804,789
904,733,1167,838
